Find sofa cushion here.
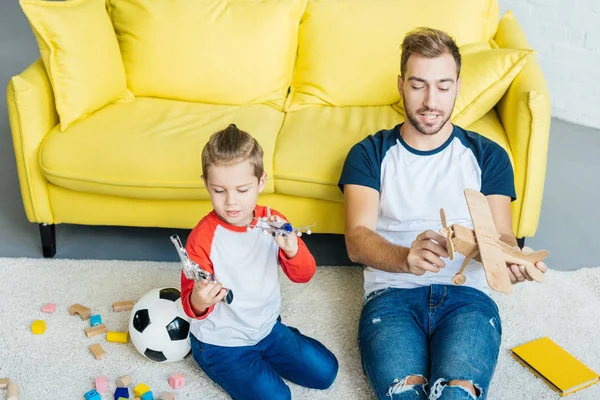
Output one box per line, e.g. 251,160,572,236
40,98,282,200
285,0,499,110
107,0,306,110
20,0,133,132
393,46,533,129
274,106,510,203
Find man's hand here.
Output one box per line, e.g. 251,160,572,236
190,279,227,315
508,246,548,284
267,215,299,258
406,230,449,275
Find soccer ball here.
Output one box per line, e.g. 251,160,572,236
129,287,191,362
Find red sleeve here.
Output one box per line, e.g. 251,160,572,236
181,216,216,320
269,208,317,283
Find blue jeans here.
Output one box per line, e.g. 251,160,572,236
190,320,338,400
359,285,502,400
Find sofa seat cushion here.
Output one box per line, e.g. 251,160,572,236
274,106,510,203
40,98,282,200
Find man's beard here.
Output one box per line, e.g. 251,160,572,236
404,98,455,136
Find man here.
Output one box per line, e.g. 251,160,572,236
338,28,547,400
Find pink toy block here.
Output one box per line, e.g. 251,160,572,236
169,373,185,389
96,375,108,393
41,303,56,313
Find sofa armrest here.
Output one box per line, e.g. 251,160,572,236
6,59,58,223
494,11,551,238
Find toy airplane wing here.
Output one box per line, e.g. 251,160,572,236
292,223,316,236
464,189,512,293
248,218,315,236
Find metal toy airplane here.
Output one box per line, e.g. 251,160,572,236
247,217,316,237
170,234,234,304
439,188,549,294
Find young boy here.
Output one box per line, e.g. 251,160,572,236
181,124,338,400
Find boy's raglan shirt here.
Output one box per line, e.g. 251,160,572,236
181,205,316,346
338,123,516,296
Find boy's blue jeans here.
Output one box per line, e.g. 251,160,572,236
190,320,338,400
359,285,502,400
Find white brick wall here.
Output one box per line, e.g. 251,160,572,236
498,0,600,129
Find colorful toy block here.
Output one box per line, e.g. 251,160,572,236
90,314,102,326
113,300,135,312
0,378,9,388
160,393,175,400
169,373,185,389
114,387,129,399
85,389,101,400
117,375,132,388
89,343,106,360
96,376,108,393
31,319,46,334
141,391,153,400
107,331,130,343
41,303,56,313
134,383,151,397
69,303,92,320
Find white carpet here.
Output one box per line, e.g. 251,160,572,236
0,258,598,400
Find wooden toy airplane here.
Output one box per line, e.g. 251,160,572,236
247,217,316,237
439,188,549,294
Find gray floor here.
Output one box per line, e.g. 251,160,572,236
1,2,598,269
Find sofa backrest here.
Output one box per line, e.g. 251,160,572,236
286,0,500,110
107,0,307,110
106,0,500,111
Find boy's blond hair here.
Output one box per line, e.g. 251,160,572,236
202,124,264,179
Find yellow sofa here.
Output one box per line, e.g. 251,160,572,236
8,0,550,257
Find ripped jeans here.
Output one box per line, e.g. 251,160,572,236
359,285,501,400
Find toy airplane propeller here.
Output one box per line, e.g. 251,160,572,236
439,189,549,294
247,217,316,237
170,234,234,304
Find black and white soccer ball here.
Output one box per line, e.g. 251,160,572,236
129,287,191,363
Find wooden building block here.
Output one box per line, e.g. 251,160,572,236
113,300,135,312
90,314,103,326
0,377,9,388
141,391,153,400
134,383,151,397
169,373,185,389
107,331,130,343
7,382,19,400
84,389,101,400
117,375,132,388
89,343,106,360
31,319,46,334
160,392,175,400
69,303,92,320
41,303,56,313
85,324,107,338
95,375,108,393
114,387,129,399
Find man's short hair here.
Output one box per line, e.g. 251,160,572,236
400,27,461,78
202,124,264,179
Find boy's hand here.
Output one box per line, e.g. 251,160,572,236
190,279,227,315
508,246,548,284
267,215,299,258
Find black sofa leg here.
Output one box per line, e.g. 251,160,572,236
39,223,56,258
517,237,525,250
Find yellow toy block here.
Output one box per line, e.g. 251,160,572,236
134,383,151,397
31,319,46,334
107,331,130,343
